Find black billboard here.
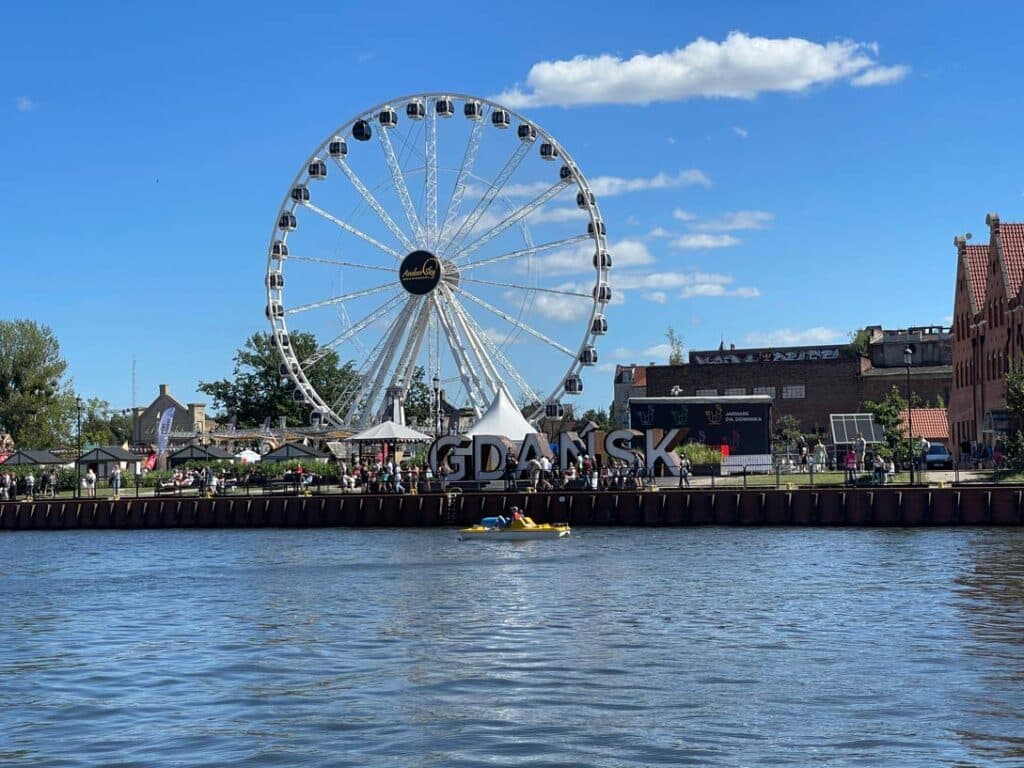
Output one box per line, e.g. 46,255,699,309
629,398,771,456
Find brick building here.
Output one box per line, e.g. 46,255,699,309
639,327,951,437
948,213,1024,452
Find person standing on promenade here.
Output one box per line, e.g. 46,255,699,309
25,471,35,499
48,469,58,497
844,448,858,486
813,440,827,472
854,433,867,471
678,452,691,488
85,467,97,498
110,466,122,499
503,449,518,491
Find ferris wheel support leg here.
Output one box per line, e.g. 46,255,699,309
342,298,419,427
442,286,504,399
445,288,541,406
432,293,487,416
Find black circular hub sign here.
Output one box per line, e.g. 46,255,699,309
399,250,442,295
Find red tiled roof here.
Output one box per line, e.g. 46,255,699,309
1001,223,1024,300
898,408,949,441
965,244,988,314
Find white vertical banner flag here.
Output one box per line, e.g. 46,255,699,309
157,407,175,455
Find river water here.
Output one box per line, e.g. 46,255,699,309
1,528,1022,767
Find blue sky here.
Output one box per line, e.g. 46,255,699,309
4,1,1023,418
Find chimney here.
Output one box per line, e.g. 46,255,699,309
986,212,1001,233
159,384,170,397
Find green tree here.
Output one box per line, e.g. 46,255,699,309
0,319,74,448
862,385,912,465
403,367,434,428
848,328,871,356
80,398,132,446
772,413,803,454
1003,362,1024,470
666,326,685,365
577,407,615,432
198,331,359,427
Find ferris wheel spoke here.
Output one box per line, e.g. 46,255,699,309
304,202,403,260
423,108,439,250
333,159,418,253
458,276,592,299
286,282,396,316
451,181,571,264
288,255,394,273
438,111,487,246
457,234,590,273
443,286,538,405
377,126,425,246
301,292,405,368
432,293,487,414
439,140,533,259
451,285,576,358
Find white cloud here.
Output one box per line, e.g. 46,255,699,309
647,226,673,238
615,270,735,292
672,233,741,249
643,343,674,360
644,291,667,304
672,208,697,222
528,206,587,224
483,327,520,345
589,169,711,195
612,347,636,360
501,169,710,199
679,284,760,299
15,96,36,112
694,210,774,231
518,238,653,275
742,327,846,346
733,126,749,138
850,64,910,87
493,32,908,107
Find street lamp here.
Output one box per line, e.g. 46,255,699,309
432,374,441,436
904,345,914,484
75,396,83,499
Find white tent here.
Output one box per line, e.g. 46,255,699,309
466,389,538,442
346,420,432,444
235,449,261,464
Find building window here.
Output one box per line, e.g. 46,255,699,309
782,385,806,399
695,388,718,396
724,387,746,396
753,386,776,397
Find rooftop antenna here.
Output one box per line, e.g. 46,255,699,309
131,354,137,408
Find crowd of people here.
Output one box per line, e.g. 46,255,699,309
0,469,60,500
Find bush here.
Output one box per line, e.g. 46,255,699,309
675,443,722,465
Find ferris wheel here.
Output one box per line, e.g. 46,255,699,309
265,92,611,430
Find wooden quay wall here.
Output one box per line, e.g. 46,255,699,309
1,488,1023,530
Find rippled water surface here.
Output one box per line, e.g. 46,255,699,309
2,528,1024,766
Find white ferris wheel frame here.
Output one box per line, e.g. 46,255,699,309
265,91,610,429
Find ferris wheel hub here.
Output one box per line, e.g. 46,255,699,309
399,250,442,295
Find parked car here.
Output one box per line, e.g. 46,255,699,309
924,443,954,470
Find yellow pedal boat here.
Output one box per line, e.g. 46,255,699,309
457,515,570,541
